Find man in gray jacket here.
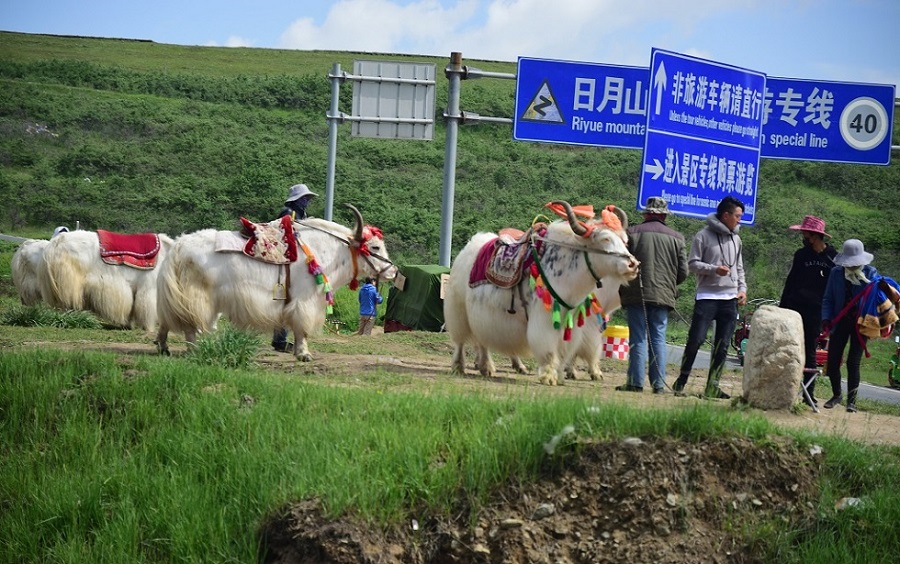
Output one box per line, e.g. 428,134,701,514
616,197,688,393
673,196,748,399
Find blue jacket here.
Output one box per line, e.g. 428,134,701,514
358,283,383,317
821,264,878,326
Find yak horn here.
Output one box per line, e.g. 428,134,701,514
552,200,587,237
344,203,365,241
610,205,628,231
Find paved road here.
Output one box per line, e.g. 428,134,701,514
665,343,900,405
0,233,28,244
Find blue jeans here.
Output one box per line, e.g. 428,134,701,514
625,304,669,390
678,299,738,391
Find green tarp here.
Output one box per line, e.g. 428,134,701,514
384,264,450,332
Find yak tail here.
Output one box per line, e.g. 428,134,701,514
157,240,215,334
40,238,85,311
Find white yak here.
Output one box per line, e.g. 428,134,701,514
38,229,173,331
445,201,639,385
155,205,397,360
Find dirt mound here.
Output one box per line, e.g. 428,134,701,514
261,435,820,563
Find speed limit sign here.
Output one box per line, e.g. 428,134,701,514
840,96,890,151
762,78,894,164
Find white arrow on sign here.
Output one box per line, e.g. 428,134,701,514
644,158,664,179
653,60,667,115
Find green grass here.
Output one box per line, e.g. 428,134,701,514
1,346,899,562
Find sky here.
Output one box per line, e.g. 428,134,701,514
2,0,898,90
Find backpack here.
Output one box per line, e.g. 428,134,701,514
856,275,900,339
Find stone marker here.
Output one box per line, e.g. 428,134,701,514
742,305,804,410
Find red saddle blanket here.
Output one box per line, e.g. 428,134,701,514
240,216,298,264
97,229,161,269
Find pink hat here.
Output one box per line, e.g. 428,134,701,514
789,215,830,238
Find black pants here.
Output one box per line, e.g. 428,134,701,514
784,306,823,393
826,315,867,401
679,298,738,390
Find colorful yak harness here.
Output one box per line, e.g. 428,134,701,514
527,205,630,341
292,220,394,315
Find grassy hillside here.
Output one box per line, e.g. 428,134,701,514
1,30,899,306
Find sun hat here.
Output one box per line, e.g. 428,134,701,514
642,196,671,215
789,215,830,238
833,238,874,267
285,183,317,204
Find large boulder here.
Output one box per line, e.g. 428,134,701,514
741,305,804,410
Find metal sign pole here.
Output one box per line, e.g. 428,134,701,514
324,62,342,221
439,52,463,267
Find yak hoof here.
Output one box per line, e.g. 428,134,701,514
154,341,170,356
297,353,313,362
539,374,558,386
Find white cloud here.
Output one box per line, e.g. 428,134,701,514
224,35,254,48
279,0,479,54
204,35,254,48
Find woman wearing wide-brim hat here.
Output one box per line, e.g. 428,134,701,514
779,215,837,407
821,239,878,412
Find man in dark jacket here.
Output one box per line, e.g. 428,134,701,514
272,183,317,353
779,215,836,406
616,197,688,393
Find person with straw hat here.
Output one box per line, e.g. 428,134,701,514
821,239,878,412
779,215,837,407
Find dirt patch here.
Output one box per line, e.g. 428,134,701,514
260,435,821,563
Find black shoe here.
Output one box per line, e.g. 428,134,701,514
802,395,818,408
615,384,644,393
846,403,858,413
272,342,294,353
823,395,842,409
653,387,668,395
704,388,730,400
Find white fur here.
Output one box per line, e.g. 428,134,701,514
38,230,173,331
155,218,397,360
445,217,638,385
11,239,49,306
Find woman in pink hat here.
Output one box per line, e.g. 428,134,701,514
779,215,836,407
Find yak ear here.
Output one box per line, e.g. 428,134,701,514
344,204,364,241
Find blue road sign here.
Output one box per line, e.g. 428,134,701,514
638,49,766,224
514,58,893,168
762,77,895,165
513,57,649,149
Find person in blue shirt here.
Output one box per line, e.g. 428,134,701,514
357,276,383,336
821,239,878,413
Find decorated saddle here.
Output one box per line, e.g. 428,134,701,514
97,229,161,269
238,216,298,264
469,227,539,289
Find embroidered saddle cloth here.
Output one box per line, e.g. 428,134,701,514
239,216,298,264
469,233,533,289
97,229,161,269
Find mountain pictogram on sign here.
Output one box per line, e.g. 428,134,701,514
520,81,564,123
